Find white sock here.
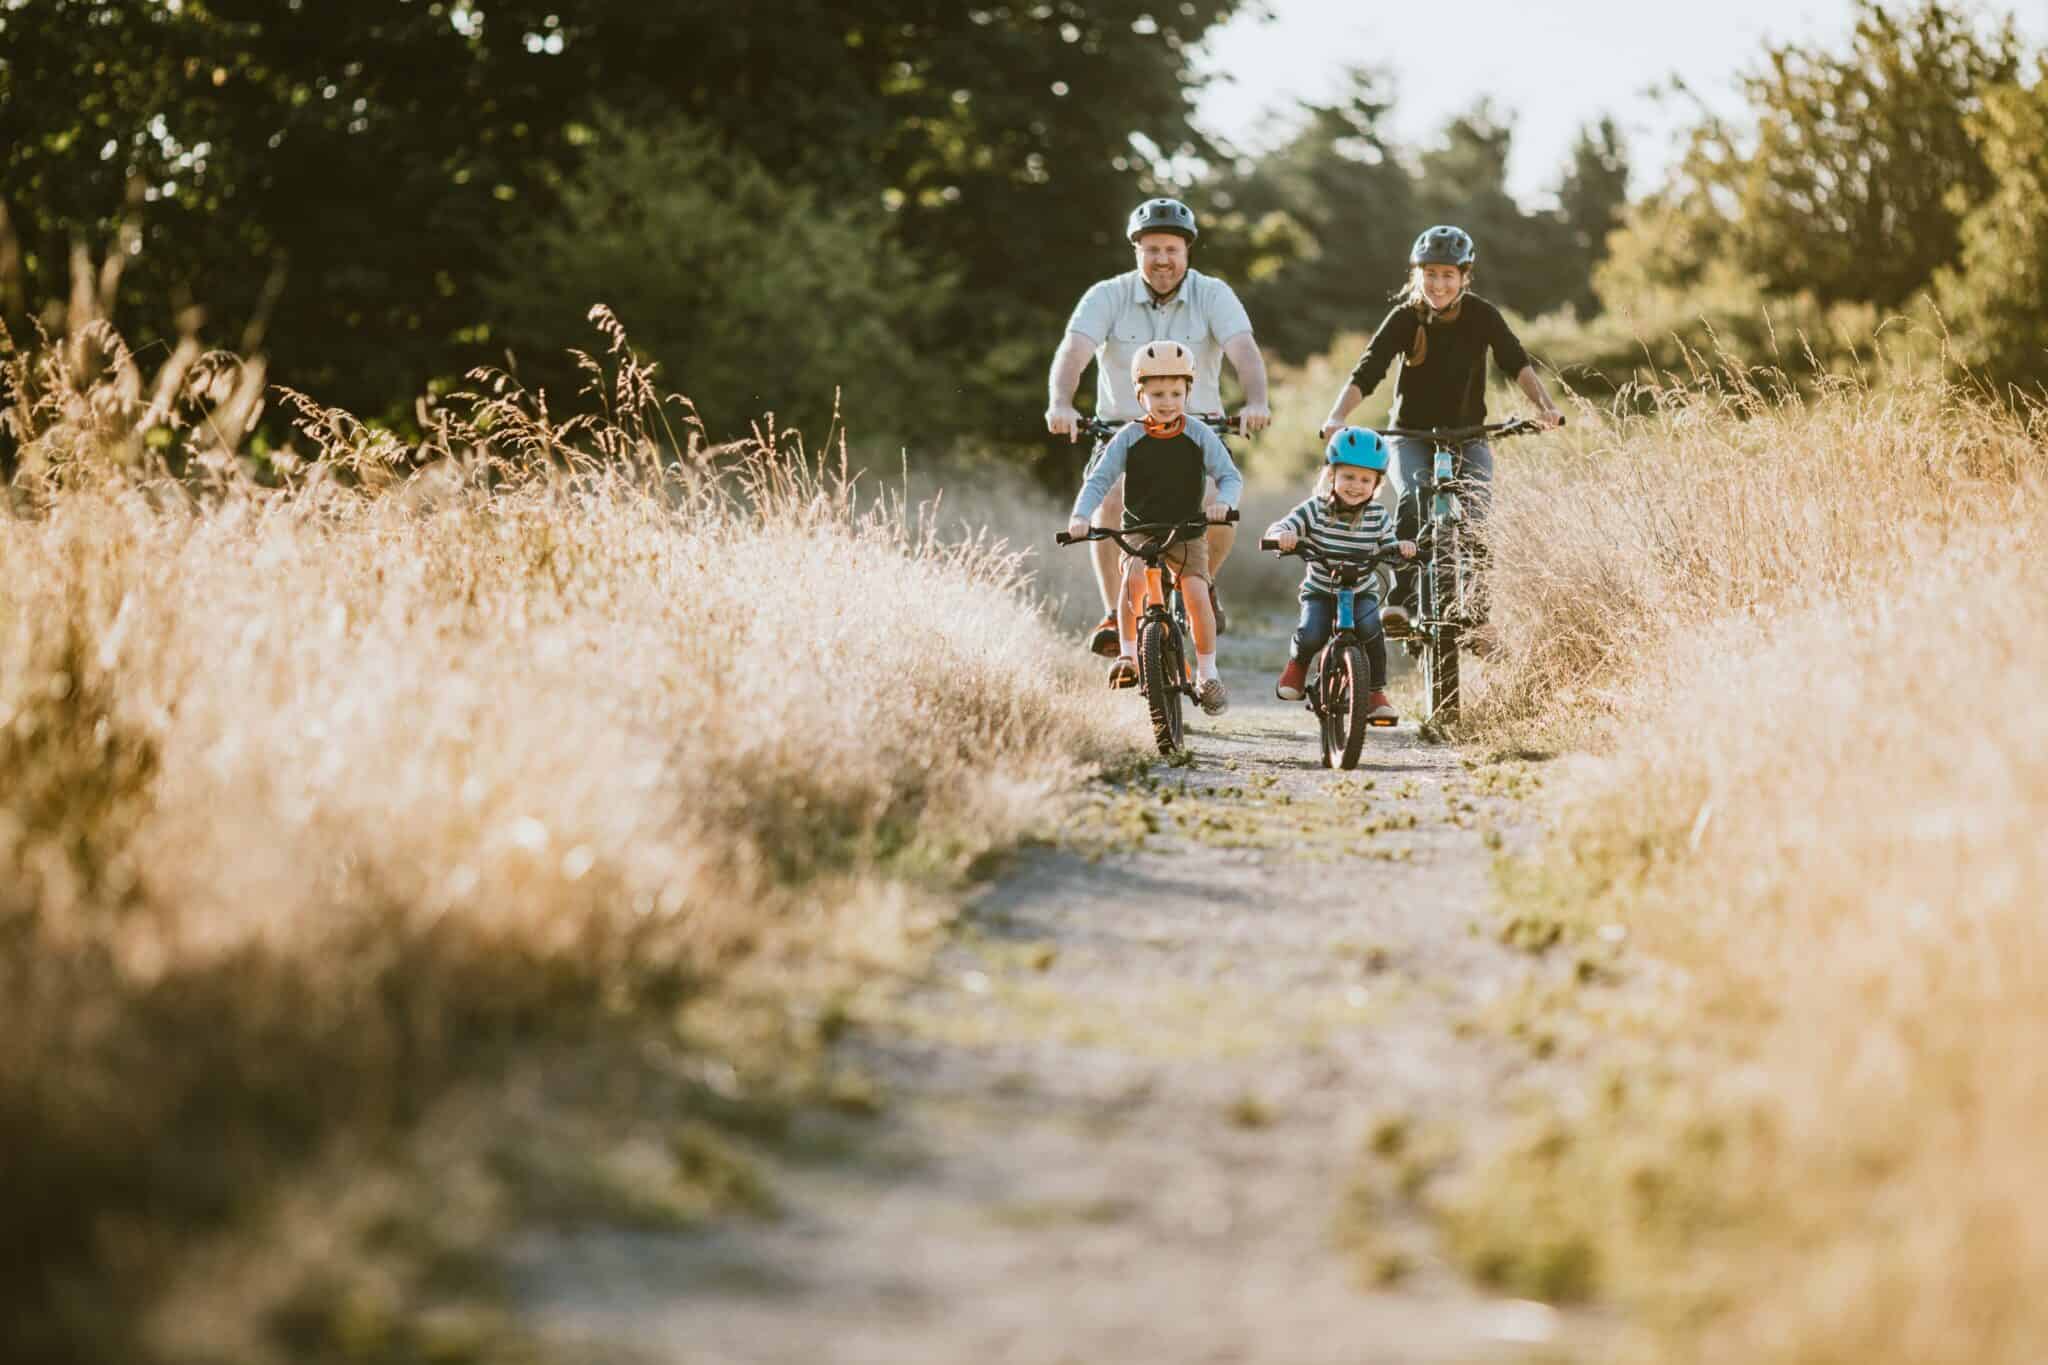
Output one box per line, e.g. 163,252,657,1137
1198,652,1218,682
1119,641,1136,660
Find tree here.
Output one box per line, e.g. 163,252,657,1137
1556,118,1631,317
486,114,941,443
1,0,1255,442
1674,0,2019,308
1937,60,2048,390
1200,68,1417,363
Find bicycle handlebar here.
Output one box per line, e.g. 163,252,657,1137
1258,539,1409,565
1057,509,1240,551
1374,415,1562,443
1074,412,1255,441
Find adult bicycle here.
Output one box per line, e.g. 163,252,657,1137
1372,416,1558,725
1057,510,1241,754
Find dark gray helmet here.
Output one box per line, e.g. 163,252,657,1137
1410,225,1476,268
1127,197,1198,243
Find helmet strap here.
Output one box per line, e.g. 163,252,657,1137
1141,413,1186,440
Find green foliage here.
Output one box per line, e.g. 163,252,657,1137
0,0,1252,444
1201,75,1624,365
486,113,940,443
1661,0,2020,310
1938,59,2048,390
1556,117,1631,318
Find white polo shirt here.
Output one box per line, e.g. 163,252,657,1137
1065,267,1254,422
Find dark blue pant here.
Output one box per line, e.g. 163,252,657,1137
1293,589,1388,690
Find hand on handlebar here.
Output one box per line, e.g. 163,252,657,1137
1398,540,1417,559
1065,515,1090,542
1205,500,1232,525
1319,419,1343,442
1533,409,1565,431
1046,404,1082,440
1236,402,1271,435
1268,527,1299,551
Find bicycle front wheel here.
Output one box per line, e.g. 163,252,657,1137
1321,643,1369,769
1420,528,1462,725
1138,618,1186,754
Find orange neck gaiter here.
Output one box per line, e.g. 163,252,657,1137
1141,414,1186,440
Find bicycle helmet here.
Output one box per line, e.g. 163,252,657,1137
1325,427,1390,471
1131,339,1197,385
1127,197,1198,243
1410,225,1477,268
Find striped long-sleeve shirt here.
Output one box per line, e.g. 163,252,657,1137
1269,494,1396,600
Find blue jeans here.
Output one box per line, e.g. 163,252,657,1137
1386,437,1493,614
1293,588,1388,690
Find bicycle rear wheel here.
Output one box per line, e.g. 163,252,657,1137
1138,617,1185,754
1320,643,1369,769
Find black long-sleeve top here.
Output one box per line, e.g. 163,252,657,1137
1346,294,1531,429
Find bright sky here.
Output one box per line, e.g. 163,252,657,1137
1191,0,2048,205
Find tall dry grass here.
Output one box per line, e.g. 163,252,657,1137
0,309,1138,1361
1444,359,2048,1361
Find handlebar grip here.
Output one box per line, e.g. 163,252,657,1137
1224,508,1241,524
1258,538,1280,552
1055,532,1076,546
1557,414,1567,428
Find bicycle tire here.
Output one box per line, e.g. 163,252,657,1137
1138,618,1185,754
1421,526,1462,724
1326,643,1370,769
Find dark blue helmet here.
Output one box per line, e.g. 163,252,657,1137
1410,225,1476,268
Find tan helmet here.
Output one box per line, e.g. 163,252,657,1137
1130,339,1196,387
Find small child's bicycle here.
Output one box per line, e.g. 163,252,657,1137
1258,538,1410,769
1374,415,1557,725
1057,510,1241,754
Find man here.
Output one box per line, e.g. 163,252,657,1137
1045,197,1272,657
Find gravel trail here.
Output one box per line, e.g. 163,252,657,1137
521,621,1605,1364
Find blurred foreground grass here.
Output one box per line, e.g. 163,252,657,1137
0,309,1141,1361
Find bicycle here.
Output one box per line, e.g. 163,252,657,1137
1372,416,1559,725
1071,413,1253,642
1257,539,1411,769
1057,510,1241,754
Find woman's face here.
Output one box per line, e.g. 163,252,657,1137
1417,263,1466,312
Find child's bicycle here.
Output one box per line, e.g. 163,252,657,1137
1374,415,1559,725
1057,510,1242,754
1072,412,1254,640
1257,539,1411,769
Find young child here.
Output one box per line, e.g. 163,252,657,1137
1265,427,1415,721
1067,340,1242,714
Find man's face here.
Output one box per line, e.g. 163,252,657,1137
1418,263,1466,312
1137,375,1189,423
1133,232,1190,295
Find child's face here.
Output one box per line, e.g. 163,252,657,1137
1416,263,1467,312
1137,376,1189,423
1331,465,1379,506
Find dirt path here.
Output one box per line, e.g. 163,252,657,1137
519,621,1604,1363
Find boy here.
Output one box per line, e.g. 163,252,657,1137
1067,340,1242,714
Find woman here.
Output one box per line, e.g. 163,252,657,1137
1318,225,1563,640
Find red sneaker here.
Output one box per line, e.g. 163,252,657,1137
1275,658,1308,701
1089,613,1120,657
1366,690,1398,725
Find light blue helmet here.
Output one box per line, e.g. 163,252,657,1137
1325,427,1389,472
